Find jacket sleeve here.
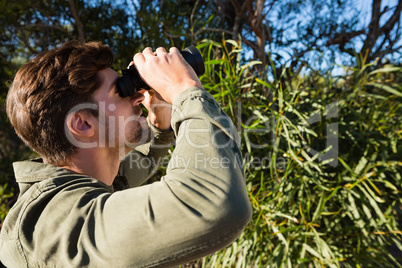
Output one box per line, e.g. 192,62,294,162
96,87,252,266
13,87,253,268
117,121,175,188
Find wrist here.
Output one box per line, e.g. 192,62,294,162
168,81,204,104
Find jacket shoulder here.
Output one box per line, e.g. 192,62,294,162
0,176,111,267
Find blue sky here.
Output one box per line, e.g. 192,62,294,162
272,0,402,73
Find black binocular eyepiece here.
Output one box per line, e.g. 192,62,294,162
116,45,205,98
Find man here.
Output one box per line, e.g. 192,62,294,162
0,41,252,267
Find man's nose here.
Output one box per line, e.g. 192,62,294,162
129,92,145,106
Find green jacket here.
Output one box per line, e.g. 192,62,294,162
0,87,252,267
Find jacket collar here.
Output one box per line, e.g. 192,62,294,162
13,159,80,183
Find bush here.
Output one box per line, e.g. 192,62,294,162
0,39,400,267
195,40,402,267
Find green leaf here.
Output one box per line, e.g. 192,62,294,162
367,82,402,97
302,243,322,260
241,60,262,70
368,67,402,76
354,156,368,175
356,184,387,224
267,218,289,254
204,59,225,65
312,191,325,222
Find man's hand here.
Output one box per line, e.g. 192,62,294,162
140,89,172,130
133,47,203,104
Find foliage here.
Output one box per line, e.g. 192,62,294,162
0,184,15,225
0,0,401,265
124,0,402,70
0,0,138,76
127,0,219,49
189,40,402,267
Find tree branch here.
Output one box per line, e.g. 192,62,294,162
190,0,201,30
195,27,234,36
362,0,382,54
230,0,248,40
362,0,402,60
372,44,402,61
381,0,402,35
246,0,267,67
326,29,366,55
15,26,37,55
68,0,85,43
24,24,73,37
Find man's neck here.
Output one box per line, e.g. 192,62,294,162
60,147,122,186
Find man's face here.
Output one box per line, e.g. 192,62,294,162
92,68,151,152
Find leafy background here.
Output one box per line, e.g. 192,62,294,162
0,0,401,267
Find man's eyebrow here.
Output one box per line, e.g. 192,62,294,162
108,76,119,92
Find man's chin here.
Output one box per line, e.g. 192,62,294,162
138,117,152,143
138,116,147,124
124,122,152,150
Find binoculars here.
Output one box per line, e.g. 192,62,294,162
117,46,205,98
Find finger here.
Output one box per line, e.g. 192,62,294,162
142,47,155,58
127,61,134,68
146,88,156,96
144,88,165,103
155,47,167,55
141,91,154,111
169,47,184,61
152,90,165,102
133,53,145,66
142,90,151,103
169,47,180,54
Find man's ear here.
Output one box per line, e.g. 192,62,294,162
65,110,96,138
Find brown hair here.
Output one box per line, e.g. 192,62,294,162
6,40,114,165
